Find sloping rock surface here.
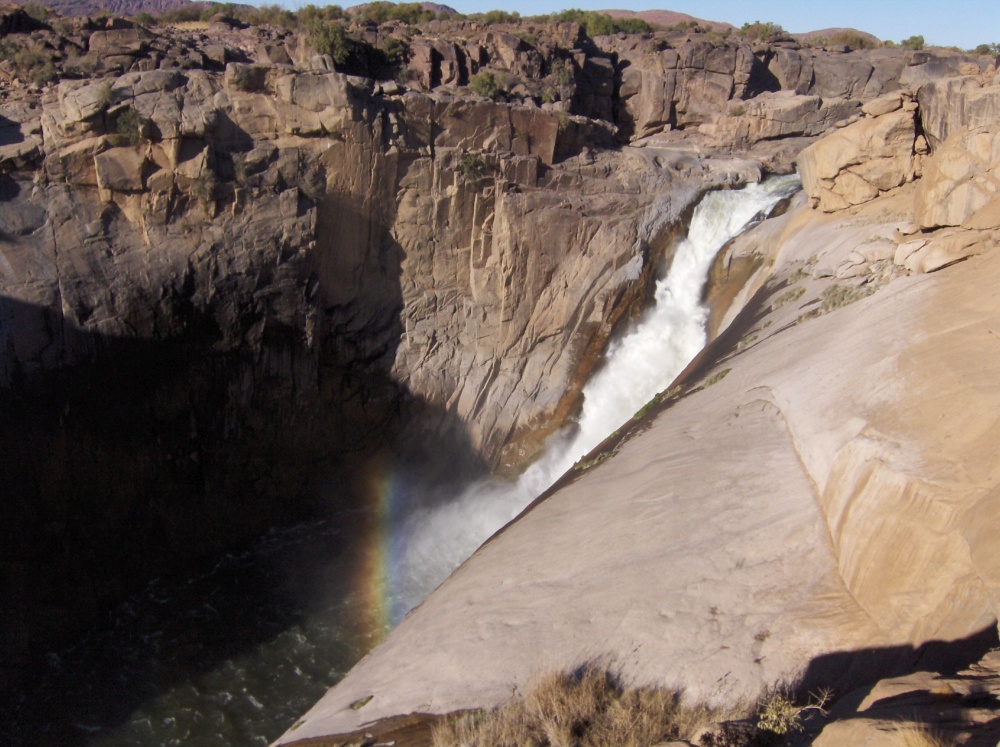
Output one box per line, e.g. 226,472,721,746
276,81,1000,745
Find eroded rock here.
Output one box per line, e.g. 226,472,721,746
797,108,916,211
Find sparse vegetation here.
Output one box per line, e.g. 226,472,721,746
771,286,806,310
349,694,373,710
459,153,491,181
821,282,875,312
901,35,925,50
110,106,143,147
974,42,1000,55
739,21,788,43
557,111,571,133
190,171,218,205
547,9,652,37
431,665,719,747
469,70,505,100
704,368,732,387
574,451,613,471
305,18,353,66
0,40,57,86
755,688,830,736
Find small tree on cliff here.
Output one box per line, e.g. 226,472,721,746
469,70,504,100
306,18,352,66
739,20,788,42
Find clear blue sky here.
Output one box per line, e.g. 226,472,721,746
297,0,999,50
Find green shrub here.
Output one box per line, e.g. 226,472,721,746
739,20,788,42
901,35,925,50
755,688,830,737
549,9,651,37
469,69,503,99
476,9,520,24
111,106,143,146
246,4,297,27
381,36,409,67
24,4,50,22
306,18,352,65
549,57,573,85
828,30,879,49
351,1,433,24
459,153,490,181
974,42,1000,55
156,6,204,24
0,42,57,86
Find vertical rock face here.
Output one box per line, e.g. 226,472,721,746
3,8,988,695
0,58,748,673
275,70,1000,745
796,106,918,211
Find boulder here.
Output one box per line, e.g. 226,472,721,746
861,91,903,117
59,79,114,124
88,28,145,57
797,108,917,211
918,76,1000,148
707,92,859,145
94,146,146,193
914,125,1000,229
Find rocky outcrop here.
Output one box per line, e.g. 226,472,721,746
914,126,1000,230
5,5,998,734
810,649,1000,746
704,91,859,146
0,34,770,676
274,176,1000,743
917,73,1000,148
275,37,1000,747
796,103,919,211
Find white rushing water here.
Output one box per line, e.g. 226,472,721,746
389,174,802,621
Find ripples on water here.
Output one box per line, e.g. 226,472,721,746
1,517,385,747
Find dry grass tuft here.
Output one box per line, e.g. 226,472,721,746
893,725,954,747
431,664,719,747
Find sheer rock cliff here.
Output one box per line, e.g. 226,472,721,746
273,55,1000,747
2,8,999,736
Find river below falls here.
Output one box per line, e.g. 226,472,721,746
2,516,385,747
2,175,801,747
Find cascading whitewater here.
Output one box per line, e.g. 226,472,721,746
385,174,802,622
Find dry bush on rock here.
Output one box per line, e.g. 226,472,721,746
431,665,718,747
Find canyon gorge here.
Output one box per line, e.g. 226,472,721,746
2,4,1000,745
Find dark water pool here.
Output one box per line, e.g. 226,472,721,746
2,516,386,747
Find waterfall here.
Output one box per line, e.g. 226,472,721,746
388,174,802,622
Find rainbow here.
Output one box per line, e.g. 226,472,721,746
353,454,410,641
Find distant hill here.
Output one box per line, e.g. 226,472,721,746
30,0,456,19
30,0,202,17
601,8,735,32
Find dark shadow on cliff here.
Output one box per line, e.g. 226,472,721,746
0,189,487,744
794,624,1000,700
